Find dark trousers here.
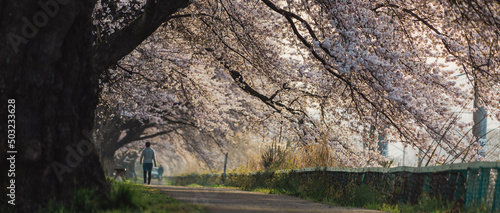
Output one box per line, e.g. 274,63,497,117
143,171,151,184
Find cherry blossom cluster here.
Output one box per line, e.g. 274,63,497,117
93,0,500,166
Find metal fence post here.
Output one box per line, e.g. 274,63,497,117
223,152,228,183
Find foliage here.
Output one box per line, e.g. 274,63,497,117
260,142,288,170
107,182,138,210
240,138,352,172
36,180,204,213
72,187,102,212
40,187,102,213
397,195,454,213
91,0,500,168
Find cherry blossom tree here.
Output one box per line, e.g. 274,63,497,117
2,0,499,210
95,0,499,167
1,0,191,210
93,104,184,175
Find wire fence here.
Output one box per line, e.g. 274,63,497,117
317,162,500,208
170,162,500,211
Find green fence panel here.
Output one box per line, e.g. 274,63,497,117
447,172,458,201
170,162,500,212
478,168,491,204
466,169,479,207
493,169,500,211
456,170,467,201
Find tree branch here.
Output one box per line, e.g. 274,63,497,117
137,129,177,141
91,0,191,73
223,62,306,116
260,0,428,153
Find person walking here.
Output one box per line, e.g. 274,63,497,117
140,142,156,184
158,165,164,181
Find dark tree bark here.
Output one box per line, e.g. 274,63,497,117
0,0,190,211
0,1,106,211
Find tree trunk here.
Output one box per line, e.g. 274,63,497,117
101,152,116,177
1,0,191,210
0,0,107,211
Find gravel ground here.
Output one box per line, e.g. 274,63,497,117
152,185,385,213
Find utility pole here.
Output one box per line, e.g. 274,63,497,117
473,79,487,157
403,145,406,166
453,73,487,158
378,127,388,157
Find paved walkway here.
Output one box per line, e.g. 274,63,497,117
152,185,384,213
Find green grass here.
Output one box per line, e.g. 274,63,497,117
102,181,205,213
37,179,205,213
186,183,204,188
252,188,271,194
397,195,453,213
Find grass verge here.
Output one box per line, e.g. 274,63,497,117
38,179,205,213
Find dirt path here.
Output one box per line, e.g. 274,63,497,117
152,185,384,213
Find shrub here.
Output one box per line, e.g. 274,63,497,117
107,182,140,210
261,142,287,170
72,187,101,212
